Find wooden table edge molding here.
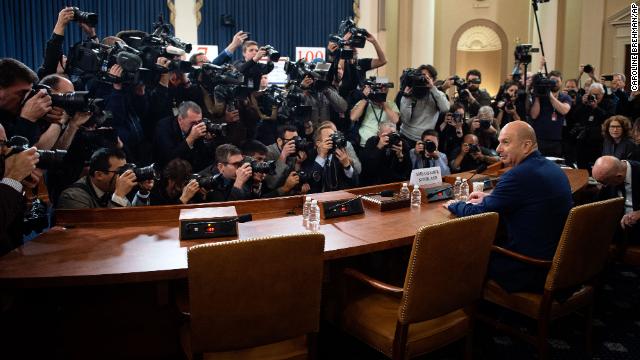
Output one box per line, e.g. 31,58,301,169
0,169,588,288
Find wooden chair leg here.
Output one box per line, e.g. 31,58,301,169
392,322,408,360
537,317,550,360
585,303,594,358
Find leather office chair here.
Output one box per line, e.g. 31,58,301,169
480,197,624,360
340,212,499,359
183,233,325,360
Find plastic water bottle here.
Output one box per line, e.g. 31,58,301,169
411,185,422,208
308,200,320,231
453,177,462,201
302,196,312,227
460,179,469,202
400,183,410,200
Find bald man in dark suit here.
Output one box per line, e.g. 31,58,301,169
445,121,573,293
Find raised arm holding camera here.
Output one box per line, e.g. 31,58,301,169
350,82,399,149
529,70,572,157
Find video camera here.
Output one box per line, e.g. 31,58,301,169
279,81,312,122
66,40,143,84
400,68,428,99
4,136,66,170
72,7,98,27
337,18,368,48
363,77,394,103
531,72,556,97
118,163,159,182
261,45,281,62
514,44,539,65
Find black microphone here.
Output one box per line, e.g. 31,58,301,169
326,190,395,212
464,162,488,183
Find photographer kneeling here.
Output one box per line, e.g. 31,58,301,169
410,129,451,175
360,121,411,186
302,122,358,193
57,147,154,209
450,133,500,173
194,144,251,202
149,158,200,205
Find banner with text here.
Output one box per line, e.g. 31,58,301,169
295,47,326,62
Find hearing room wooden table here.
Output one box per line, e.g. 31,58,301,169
0,169,588,288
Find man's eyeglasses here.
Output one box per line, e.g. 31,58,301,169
223,161,244,168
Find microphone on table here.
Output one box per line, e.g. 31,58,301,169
325,190,395,212
464,163,488,183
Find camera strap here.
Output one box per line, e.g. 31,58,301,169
368,100,384,124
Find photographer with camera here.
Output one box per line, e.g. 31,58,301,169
37,7,98,80
350,82,400,149
468,106,500,150
458,69,492,117
607,73,631,116
300,68,348,129
529,70,572,157
398,65,450,147
233,41,275,91
153,101,217,173
328,23,387,105
450,133,500,173
568,82,616,169
57,147,154,209
240,140,286,199
264,125,311,194
0,124,41,255
194,144,251,202
148,158,200,205
410,129,450,175
0,59,52,142
495,81,523,128
360,120,411,186
302,122,358,193
435,103,466,159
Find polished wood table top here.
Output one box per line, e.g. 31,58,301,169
0,169,588,288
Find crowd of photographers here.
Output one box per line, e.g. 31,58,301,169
2,7,640,254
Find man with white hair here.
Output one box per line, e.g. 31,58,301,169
444,121,573,293
359,120,411,185
592,155,640,240
568,81,616,169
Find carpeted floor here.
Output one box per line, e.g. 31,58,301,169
319,263,640,360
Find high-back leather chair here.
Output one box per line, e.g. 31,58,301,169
341,212,499,359
480,197,624,360
184,233,325,360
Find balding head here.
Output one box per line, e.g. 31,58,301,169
592,156,626,186
496,121,538,167
463,133,478,145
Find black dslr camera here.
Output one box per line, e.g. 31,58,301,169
201,118,228,137
72,7,98,26
118,163,159,182
190,173,223,191
329,131,348,152
364,77,394,103
293,136,313,154
468,144,480,153
23,198,49,235
261,45,281,62
386,132,402,148
244,157,277,175
4,136,66,170
400,68,429,99
424,140,437,154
